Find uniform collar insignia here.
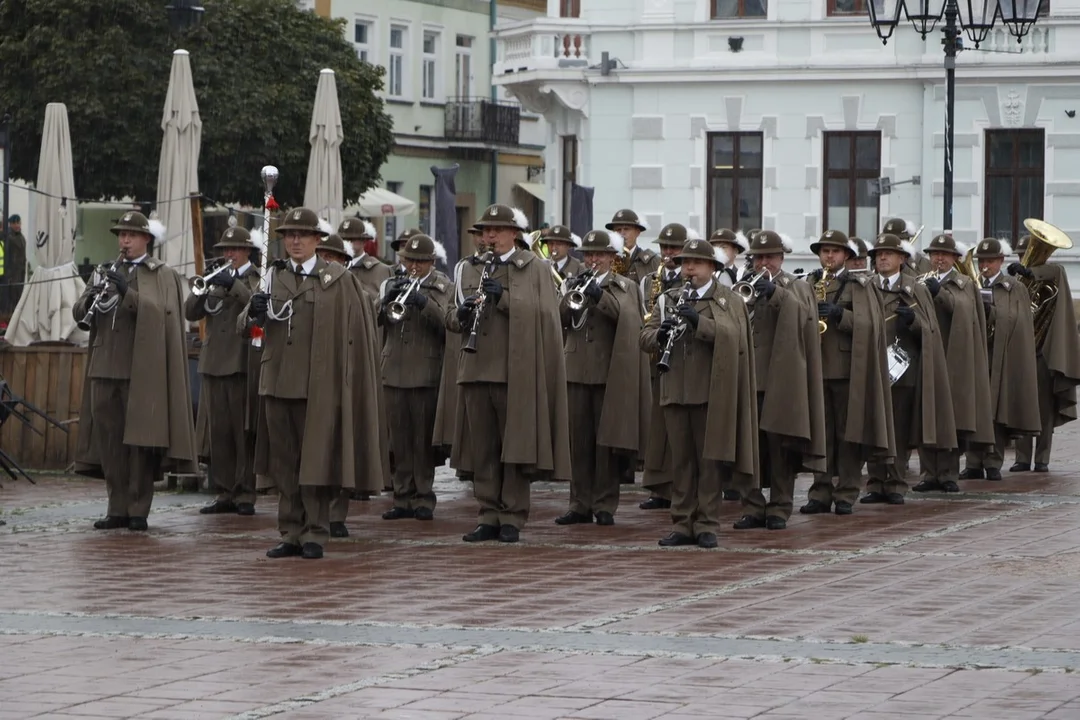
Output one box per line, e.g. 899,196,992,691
323,272,332,284
1003,280,1011,289
716,295,726,309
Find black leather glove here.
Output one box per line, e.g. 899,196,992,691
391,276,412,292
677,303,699,328
1007,262,1033,279
209,269,235,290
923,277,941,297
818,302,843,323
657,318,677,346
808,269,823,284
481,278,503,303
456,296,477,325
584,281,603,303
405,289,427,308
754,276,776,299
106,269,128,297
895,306,916,326
249,292,270,320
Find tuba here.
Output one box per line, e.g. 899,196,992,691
1020,218,1073,349
957,246,981,284
528,229,566,291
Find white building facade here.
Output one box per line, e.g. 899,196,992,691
493,0,1080,262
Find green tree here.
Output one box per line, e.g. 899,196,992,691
0,0,394,207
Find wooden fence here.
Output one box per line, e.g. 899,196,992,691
0,344,86,470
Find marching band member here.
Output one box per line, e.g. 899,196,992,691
863,234,956,505
74,211,197,531
240,208,387,559
606,209,660,284
340,218,393,296
1008,235,1080,473
541,225,584,280
732,230,825,531
640,237,758,549
317,233,353,265
961,239,1041,481
845,237,869,272
638,223,691,510
186,225,261,517
556,230,649,527
914,234,995,493
446,204,571,543
800,230,894,516
710,228,750,288
378,234,451,521
881,217,931,275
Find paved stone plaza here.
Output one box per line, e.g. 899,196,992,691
4,428,1080,719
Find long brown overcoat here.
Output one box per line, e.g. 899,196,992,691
74,259,197,477
238,261,390,491
1027,264,1080,426
841,275,895,461
897,282,958,449
592,274,651,455
987,277,1041,436
447,251,572,480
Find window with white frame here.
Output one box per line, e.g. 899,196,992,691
422,30,439,101
353,20,372,63
455,34,473,99
388,25,407,98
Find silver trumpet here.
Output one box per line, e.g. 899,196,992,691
76,253,125,331
732,268,771,304
386,270,422,323
191,260,232,296
565,268,598,313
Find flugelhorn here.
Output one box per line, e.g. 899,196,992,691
386,269,422,323
565,268,598,313
76,253,126,331
191,259,232,296
732,268,771,304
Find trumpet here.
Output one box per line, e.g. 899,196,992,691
191,259,232,296
76,253,126,331
462,252,496,354
657,281,694,373
732,268,771,304
386,270,422,323
565,268,598,313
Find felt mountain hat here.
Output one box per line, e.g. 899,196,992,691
709,228,749,254
973,238,1011,259
398,233,438,261
810,229,853,256
747,230,787,256
213,226,255,250
657,223,689,247
111,211,153,237
881,217,913,239
391,227,421,252
848,236,869,259
319,234,352,260
475,204,527,230
927,234,963,256
580,230,622,253
1014,234,1031,256
277,207,329,236
605,209,647,232
541,224,577,246
674,238,717,264
338,217,370,240
869,233,912,258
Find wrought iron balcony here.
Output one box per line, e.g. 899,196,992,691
444,97,520,147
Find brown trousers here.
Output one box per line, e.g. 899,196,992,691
264,397,332,546
204,374,255,505
643,374,672,500
664,404,721,537
807,380,864,505
567,383,620,516
91,379,161,520
462,383,530,529
386,386,439,511
742,393,796,520
964,423,1010,472
866,386,915,496
919,447,960,483
1015,354,1054,465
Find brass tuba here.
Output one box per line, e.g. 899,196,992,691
527,229,566,291
1020,218,1073,348
957,245,981,284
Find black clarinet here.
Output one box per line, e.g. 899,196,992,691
462,252,496,354
656,281,694,374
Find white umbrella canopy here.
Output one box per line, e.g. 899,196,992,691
155,49,201,277
4,103,88,346
347,187,417,217
303,69,344,229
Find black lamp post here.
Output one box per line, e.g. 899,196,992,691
165,0,205,32
867,1,1046,234
0,114,9,251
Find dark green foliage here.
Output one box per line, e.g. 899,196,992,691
0,0,394,206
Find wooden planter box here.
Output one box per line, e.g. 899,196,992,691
0,343,86,470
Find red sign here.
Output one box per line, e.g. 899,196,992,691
381,203,393,215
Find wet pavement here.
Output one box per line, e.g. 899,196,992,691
3,425,1080,719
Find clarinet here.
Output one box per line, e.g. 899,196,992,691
656,281,694,374
462,252,496,354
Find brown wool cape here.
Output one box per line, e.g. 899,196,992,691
75,260,197,476
595,275,651,455
897,282,958,450
988,278,1041,436
758,275,827,473
240,263,390,491
448,252,572,480
841,276,896,461
1028,264,1080,426
933,272,995,448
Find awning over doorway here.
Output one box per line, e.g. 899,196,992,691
514,182,546,202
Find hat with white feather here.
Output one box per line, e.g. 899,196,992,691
605,209,648,232
391,228,421,251
709,228,748,254
338,217,375,240
973,237,1013,259
398,233,444,262
656,223,690,247
275,207,329,236
869,233,914,259
111,211,166,245
747,230,788,256
926,234,967,257
540,224,580,247
674,237,719,265
474,203,529,231
882,217,916,241
318,234,353,262
810,229,854,257
848,236,869,259
1014,234,1031,256
213,225,257,250
581,229,624,255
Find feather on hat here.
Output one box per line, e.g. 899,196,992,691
905,219,917,237
317,218,334,237
607,229,625,255
686,227,703,241
778,233,794,253
954,239,970,256
900,240,916,258
148,219,166,244
511,207,529,231
570,233,582,248
432,238,448,264
362,220,377,239
998,239,1014,256
733,230,749,253
249,228,267,252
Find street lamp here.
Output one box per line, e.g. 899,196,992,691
165,0,205,32
867,0,1046,233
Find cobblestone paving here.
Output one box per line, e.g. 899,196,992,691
3,425,1080,718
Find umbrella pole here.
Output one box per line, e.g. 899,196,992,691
189,195,206,342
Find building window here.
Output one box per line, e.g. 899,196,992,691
827,0,866,14
419,185,432,234
822,131,881,239
711,0,768,18
422,31,439,101
455,35,473,98
562,136,578,227
388,25,407,98
560,0,581,17
706,132,763,233
353,20,372,63
984,129,1044,243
